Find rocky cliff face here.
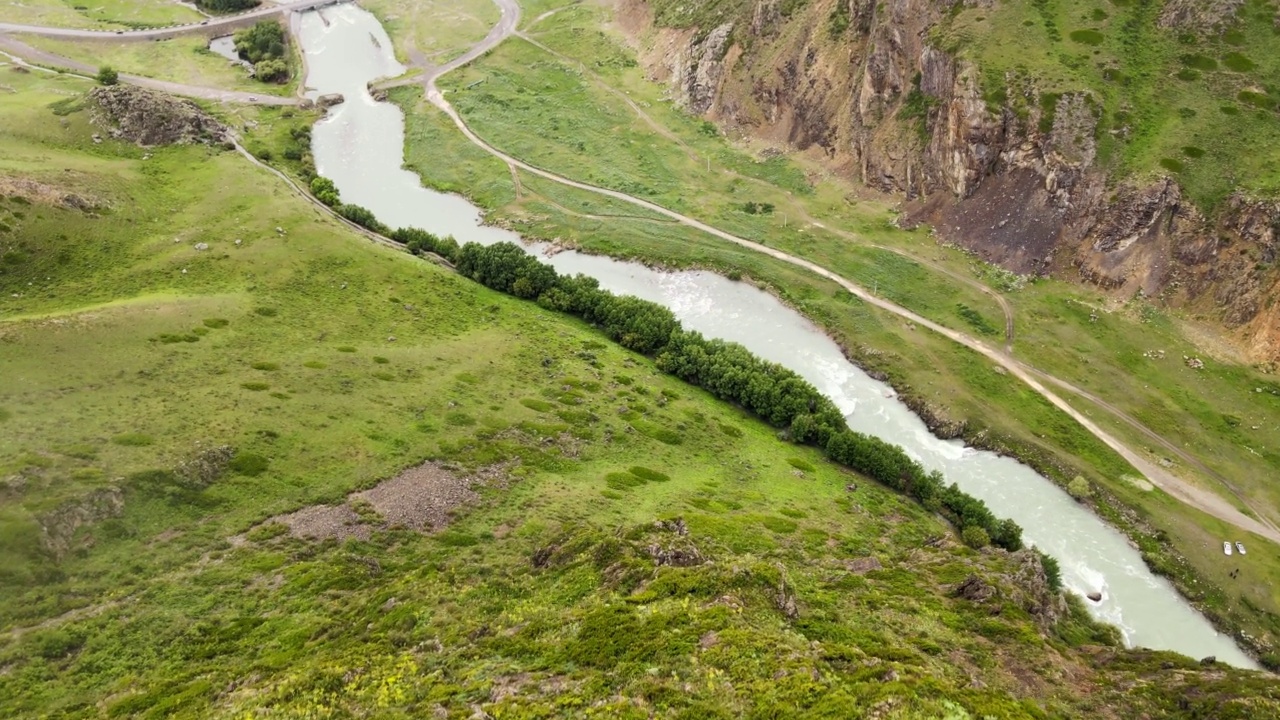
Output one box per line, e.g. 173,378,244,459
619,0,1280,361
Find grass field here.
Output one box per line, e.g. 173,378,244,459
0,0,203,29
376,0,1280,656
938,0,1280,210
24,33,300,97
11,65,1278,718
363,0,500,65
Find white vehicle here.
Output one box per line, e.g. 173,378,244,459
1236,542,1247,555
1223,541,1233,556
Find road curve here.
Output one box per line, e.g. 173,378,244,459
0,0,336,40
413,0,1279,544
0,35,296,105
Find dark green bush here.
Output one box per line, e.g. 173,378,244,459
229,451,269,477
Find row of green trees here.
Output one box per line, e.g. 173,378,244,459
375,224,1023,550
196,0,259,14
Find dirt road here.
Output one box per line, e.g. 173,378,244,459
0,35,296,105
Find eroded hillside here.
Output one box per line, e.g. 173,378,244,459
619,0,1280,360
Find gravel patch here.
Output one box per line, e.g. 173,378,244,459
255,462,507,542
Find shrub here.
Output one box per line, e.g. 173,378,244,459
629,466,670,482
1068,29,1104,46
787,457,815,472
1036,548,1063,592
241,382,269,391
607,472,645,491
336,204,388,233
253,59,288,83
250,361,279,371
234,20,285,65
1067,475,1092,500
228,451,269,476
112,432,154,447
962,525,991,549
96,66,118,86
196,0,258,11
761,516,798,534
445,411,476,426
1222,53,1256,73
310,177,340,206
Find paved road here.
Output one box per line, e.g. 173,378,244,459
0,35,296,105
416,0,1280,544
0,0,336,39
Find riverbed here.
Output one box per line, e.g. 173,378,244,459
297,2,1255,668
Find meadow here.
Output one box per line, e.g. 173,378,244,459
10,64,1272,717
0,0,202,29
382,0,1280,657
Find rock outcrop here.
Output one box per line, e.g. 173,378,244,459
621,0,1280,361
89,85,227,146
38,487,124,560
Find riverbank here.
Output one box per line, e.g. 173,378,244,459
10,64,1280,717
342,0,1280,664
288,2,1262,665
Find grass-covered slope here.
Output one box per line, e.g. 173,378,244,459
1,67,1277,718
386,1,1280,660
937,0,1280,210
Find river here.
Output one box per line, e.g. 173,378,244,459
296,2,1255,668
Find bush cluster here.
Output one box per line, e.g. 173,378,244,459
233,21,289,83
385,228,1024,550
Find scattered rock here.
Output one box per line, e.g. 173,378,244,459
646,543,704,567
844,556,882,575
1158,0,1244,35
654,516,688,536
1200,655,1217,666
89,85,226,146
37,487,125,560
954,574,996,602
317,93,345,108
194,242,209,251
1087,592,1103,603
252,461,502,542
174,445,234,488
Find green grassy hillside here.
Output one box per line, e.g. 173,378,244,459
1,62,1277,718
378,0,1280,659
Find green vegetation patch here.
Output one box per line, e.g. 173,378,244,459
111,433,154,447
1068,29,1104,46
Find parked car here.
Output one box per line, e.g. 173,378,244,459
1223,541,1233,555
1236,542,1247,555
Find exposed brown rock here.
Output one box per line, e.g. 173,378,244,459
89,85,226,146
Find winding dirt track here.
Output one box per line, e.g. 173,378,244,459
417,0,1279,543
